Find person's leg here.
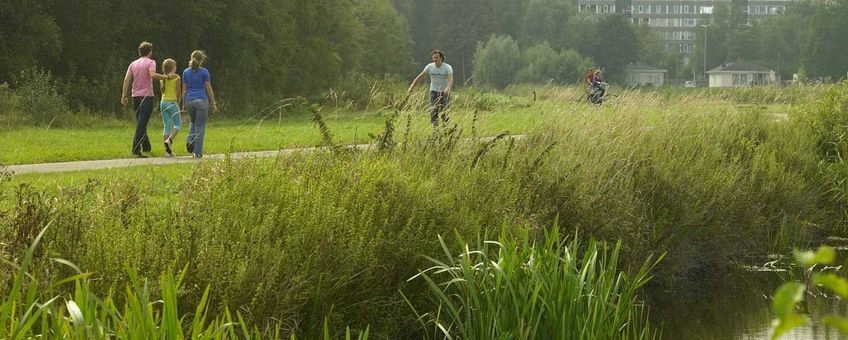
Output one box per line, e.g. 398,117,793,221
161,101,179,155
440,93,450,124
429,91,439,127
160,101,171,141
169,102,181,142
132,98,142,154
192,100,210,158
131,97,152,155
139,97,153,152
186,100,198,153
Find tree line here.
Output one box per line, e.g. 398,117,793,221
1,0,845,114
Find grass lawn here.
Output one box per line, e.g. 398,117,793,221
1,97,557,165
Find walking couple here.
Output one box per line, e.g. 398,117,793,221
121,41,218,159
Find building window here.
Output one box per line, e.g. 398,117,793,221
638,5,643,13
700,6,713,14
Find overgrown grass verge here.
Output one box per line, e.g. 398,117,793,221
0,225,375,339
1,84,846,337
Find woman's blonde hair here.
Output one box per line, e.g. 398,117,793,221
189,50,206,70
161,59,177,93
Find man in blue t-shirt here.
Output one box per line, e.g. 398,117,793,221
407,50,454,126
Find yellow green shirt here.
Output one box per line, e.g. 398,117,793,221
160,76,180,101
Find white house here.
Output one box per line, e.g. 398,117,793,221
624,62,667,86
707,63,776,87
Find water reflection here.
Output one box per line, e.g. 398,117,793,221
651,254,847,339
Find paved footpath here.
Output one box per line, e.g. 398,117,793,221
6,145,368,175
6,135,523,175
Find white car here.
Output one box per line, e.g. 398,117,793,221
683,81,696,88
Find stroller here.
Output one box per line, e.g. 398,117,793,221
587,81,608,105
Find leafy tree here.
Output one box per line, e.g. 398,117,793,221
0,0,60,84
519,0,575,49
589,14,640,81
407,0,520,84
351,0,414,76
756,13,804,80
517,42,562,84
560,49,595,84
517,43,594,84
725,26,760,63
473,35,521,89
801,0,848,79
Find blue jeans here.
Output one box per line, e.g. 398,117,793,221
429,91,450,126
186,99,209,158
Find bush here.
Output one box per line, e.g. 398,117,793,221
14,68,67,125
517,43,593,85
517,42,562,84
473,35,521,89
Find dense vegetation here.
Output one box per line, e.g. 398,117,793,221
2,84,846,337
1,0,846,117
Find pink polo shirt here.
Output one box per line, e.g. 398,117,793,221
127,57,157,97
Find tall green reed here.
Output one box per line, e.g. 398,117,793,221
406,223,662,339
0,224,375,339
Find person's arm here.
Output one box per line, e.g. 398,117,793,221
177,77,183,109
181,82,188,111
204,81,218,113
407,70,427,93
121,70,132,106
445,73,454,96
148,68,177,81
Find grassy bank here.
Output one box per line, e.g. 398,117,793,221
1,84,846,337
0,87,548,165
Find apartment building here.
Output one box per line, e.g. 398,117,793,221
577,0,796,58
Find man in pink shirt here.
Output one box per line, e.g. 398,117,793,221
121,41,177,157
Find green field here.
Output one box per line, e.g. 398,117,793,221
1,89,554,165
2,84,847,338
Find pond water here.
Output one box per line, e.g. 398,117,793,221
653,247,848,339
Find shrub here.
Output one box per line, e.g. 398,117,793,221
473,35,521,89
14,68,67,125
517,43,593,85
517,42,562,84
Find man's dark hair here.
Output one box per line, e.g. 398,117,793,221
138,41,153,57
431,49,445,61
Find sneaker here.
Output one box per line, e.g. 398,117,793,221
186,142,194,153
164,138,173,156
132,151,147,158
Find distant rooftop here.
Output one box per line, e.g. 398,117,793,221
707,63,772,73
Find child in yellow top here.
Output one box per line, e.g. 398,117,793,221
159,59,182,156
